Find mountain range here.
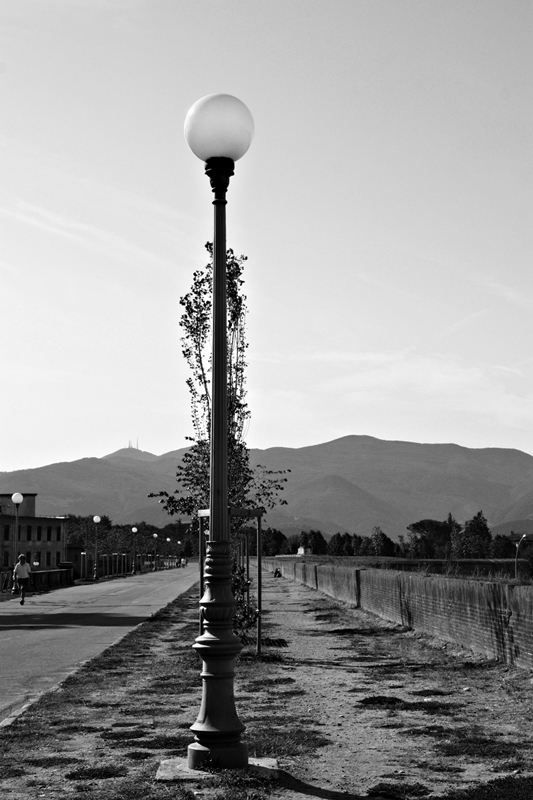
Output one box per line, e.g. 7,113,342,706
2,435,533,539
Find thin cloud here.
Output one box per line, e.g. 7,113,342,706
474,276,533,310
0,201,177,272
438,308,491,339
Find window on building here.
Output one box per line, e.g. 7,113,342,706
56,552,61,566
46,552,51,566
34,552,41,567
26,551,31,563
26,526,32,541
37,526,42,541
3,551,9,567
56,527,61,542
3,525,9,541
47,527,52,542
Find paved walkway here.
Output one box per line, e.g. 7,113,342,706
0,567,199,724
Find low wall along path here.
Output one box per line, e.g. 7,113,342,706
263,557,533,669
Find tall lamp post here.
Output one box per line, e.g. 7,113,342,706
93,516,101,580
11,493,23,569
184,93,254,770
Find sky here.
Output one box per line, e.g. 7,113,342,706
0,0,531,471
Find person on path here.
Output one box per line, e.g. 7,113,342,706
13,554,31,605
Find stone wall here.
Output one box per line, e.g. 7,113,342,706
262,557,533,669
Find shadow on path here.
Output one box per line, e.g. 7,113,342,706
0,612,148,629
279,771,366,799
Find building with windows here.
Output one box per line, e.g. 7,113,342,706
0,493,68,569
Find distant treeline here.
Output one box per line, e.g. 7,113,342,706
66,510,532,568
251,510,533,566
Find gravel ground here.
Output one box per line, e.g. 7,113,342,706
260,571,533,799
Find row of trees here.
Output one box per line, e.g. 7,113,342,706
243,511,527,561
66,510,526,564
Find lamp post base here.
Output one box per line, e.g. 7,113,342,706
188,540,248,769
187,741,248,770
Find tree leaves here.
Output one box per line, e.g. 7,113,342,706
152,244,289,535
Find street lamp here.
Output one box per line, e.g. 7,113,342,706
184,93,253,770
515,533,527,580
152,533,158,571
93,516,101,580
11,493,23,570
131,527,138,574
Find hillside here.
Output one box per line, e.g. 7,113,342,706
2,436,533,536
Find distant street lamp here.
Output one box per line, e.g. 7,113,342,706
184,92,253,770
152,533,158,571
131,527,138,574
11,493,23,569
515,533,527,580
93,516,101,580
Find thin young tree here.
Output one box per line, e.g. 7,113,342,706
151,243,288,540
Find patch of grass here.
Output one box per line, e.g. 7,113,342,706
367,781,431,797
123,751,153,760
127,734,192,750
100,729,151,741
377,721,406,729
65,764,129,780
207,768,274,800
440,775,533,799
239,652,284,663
55,724,105,734
400,725,455,738
119,706,179,717
26,755,82,767
358,695,456,715
415,760,464,774
0,720,48,742
246,720,330,757
243,677,296,691
86,700,121,709
331,626,407,636
0,765,25,778
435,728,526,760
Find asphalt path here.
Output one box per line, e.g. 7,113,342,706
0,568,200,725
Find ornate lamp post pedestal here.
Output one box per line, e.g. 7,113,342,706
184,94,254,771
188,540,247,768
